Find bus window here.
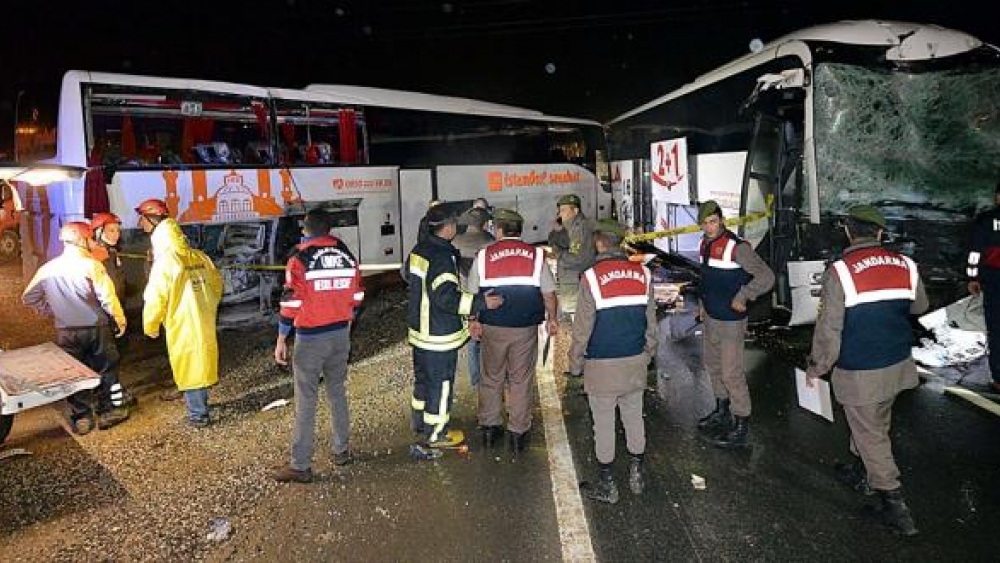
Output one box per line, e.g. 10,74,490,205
274,101,367,166
3,90,58,163
741,115,782,247
86,86,272,170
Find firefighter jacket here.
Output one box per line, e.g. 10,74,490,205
967,206,1000,281
469,238,553,328
572,251,655,360
22,245,125,330
91,243,126,300
143,219,223,391
809,241,928,376
278,236,363,336
699,230,774,321
405,233,486,351
548,212,595,284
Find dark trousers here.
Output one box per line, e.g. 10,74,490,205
56,325,122,418
411,347,457,442
984,273,1000,383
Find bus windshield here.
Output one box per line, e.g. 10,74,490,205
813,60,1000,218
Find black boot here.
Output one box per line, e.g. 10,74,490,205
508,430,529,453
481,425,504,449
580,463,619,504
835,459,874,496
710,415,749,449
875,488,919,536
628,453,644,495
697,398,731,431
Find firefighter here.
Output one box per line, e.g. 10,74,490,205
139,199,224,427
695,200,774,449
90,212,126,297
404,205,503,460
467,208,558,451
967,181,1000,393
547,194,595,317
806,205,926,536
22,222,130,433
272,209,364,483
569,224,657,503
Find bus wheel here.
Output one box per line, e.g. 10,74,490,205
0,230,19,263
0,414,13,445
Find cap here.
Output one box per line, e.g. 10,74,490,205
491,208,523,223
134,198,169,217
425,205,457,227
90,212,121,231
847,204,886,228
557,194,581,208
459,207,491,226
698,200,721,222
595,218,627,238
59,222,93,245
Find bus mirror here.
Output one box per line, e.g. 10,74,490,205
757,69,806,91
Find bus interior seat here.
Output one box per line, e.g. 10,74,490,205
246,141,273,164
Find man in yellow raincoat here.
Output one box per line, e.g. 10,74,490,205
137,199,223,427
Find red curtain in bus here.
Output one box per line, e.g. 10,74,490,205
83,147,109,217
121,116,137,160
280,122,296,164
339,109,357,164
181,118,215,162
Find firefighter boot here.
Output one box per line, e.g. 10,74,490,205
628,453,645,495
481,425,504,449
710,415,749,449
876,488,919,536
580,463,619,504
97,407,130,430
697,398,731,432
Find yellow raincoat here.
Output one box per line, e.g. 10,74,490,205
142,218,223,391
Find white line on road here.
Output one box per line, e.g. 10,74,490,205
536,325,596,562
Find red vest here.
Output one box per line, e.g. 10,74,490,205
477,238,544,288
582,257,650,358
280,236,363,332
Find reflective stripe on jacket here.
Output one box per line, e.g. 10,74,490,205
405,234,481,351
476,238,545,327
279,236,363,334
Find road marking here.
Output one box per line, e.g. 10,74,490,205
536,325,596,562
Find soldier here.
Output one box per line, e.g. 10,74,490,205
467,209,558,451
966,181,1000,393
695,200,774,448
22,222,130,433
569,224,657,503
806,205,926,536
452,206,495,389
547,194,595,317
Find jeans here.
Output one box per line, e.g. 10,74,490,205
184,388,210,422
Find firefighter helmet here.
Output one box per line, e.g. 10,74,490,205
59,222,93,246
90,212,122,231
134,198,169,217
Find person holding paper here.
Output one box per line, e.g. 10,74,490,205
806,205,927,537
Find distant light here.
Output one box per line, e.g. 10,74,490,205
334,7,345,16
749,38,764,54
441,3,453,13
545,63,556,74
362,25,373,36
121,59,132,69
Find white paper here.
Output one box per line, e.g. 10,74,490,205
795,368,834,422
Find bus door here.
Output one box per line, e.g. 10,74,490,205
740,82,807,322
400,169,433,256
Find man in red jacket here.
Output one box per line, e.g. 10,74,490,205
272,209,364,483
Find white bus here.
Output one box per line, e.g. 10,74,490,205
608,20,1000,325
11,71,611,324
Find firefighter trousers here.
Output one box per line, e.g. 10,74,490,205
411,347,458,443
56,325,123,418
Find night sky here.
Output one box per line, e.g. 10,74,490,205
1,0,996,138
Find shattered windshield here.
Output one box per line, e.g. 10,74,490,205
813,61,1000,218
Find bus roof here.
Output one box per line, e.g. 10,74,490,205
61,71,600,127
607,20,984,125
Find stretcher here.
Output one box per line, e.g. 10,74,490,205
0,342,101,445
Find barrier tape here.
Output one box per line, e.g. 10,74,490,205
623,202,772,245
118,252,399,273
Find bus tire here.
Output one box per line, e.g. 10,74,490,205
0,230,19,263
0,414,12,445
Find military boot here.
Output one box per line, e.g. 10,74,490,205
508,430,530,454
481,425,504,449
710,415,749,449
580,463,619,504
697,398,731,431
835,459,874,496
876,488,919,536
628,453,645,495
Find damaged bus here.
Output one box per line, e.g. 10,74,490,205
608,20,1000,325
9,72,610,325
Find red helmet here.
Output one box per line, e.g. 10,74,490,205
90,212,122,231
134,198,169,217
59,222,94,246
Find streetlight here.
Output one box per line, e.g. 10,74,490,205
13,90,24,162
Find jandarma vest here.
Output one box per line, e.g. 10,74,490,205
700,231,751,321
582,257,650,359
477,239,545,327
833,246,918,371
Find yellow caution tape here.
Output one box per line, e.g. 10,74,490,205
119,253,400,273
623,199,773,245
